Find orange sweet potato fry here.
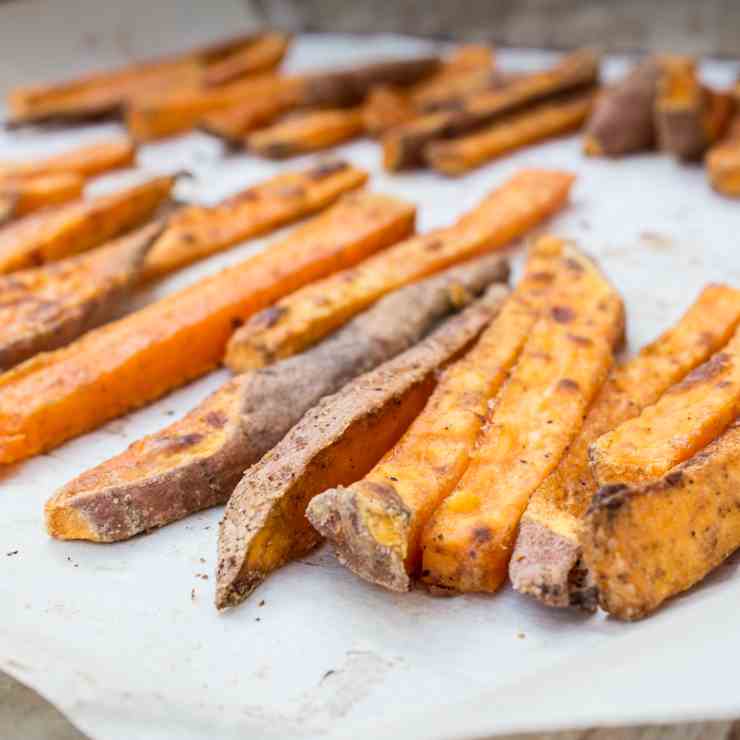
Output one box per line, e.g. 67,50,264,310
362,86,418,137
0,187,414,463
200,96,292,144
706,115,740,197
0,173,84,224
203,32,290,87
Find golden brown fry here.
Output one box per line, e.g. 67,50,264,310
362,86,418,137
584,420,740,620
225,168,574,371
0,173,84,224
706,115,740,197
203,32,290,87
0,174,175,275
511,283,740,609
427,91,594,175
200,95,291,143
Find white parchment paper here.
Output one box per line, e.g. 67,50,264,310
2,4,740,739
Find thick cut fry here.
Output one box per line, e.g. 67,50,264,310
511,283,740,609
707,115,740,197
362,86,418,137
0,222,163,370
427,92,593,175
420,237,623,594
247,108,365,157
306,240,574,591
45,257,508,542
589,329,740,489
0,136,136,180
0,173,84,224
0,175,175,274
142,161,369,280
203,32,291,87
0,188,414,463
215,287,506,608
225,168,574,371
584,420,740,620
200,96,291,143
383,49,599,170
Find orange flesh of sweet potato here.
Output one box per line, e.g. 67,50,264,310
141,161,369,280
200,96,292,143
362,86,418,137
203,32,290,87
589,328,740,488
0,174,175,274
511,282,740,608
707,115,740,197
225,168,575,372
420,237,623,594
215,288,504,608
584,420,740,620
0,173,84,223
0,186,414,463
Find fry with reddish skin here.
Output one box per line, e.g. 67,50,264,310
0,173,84,224
0,174,175,275
0,187,414,464
584,420,740,620
215,286,507,608
200,96,292,143
383,49,599,170
306,241,571,591
589,328,740,489
511,283,740,609
247,108,365,158
225,169,575,371
0,222,164,370
203,32,290,87
420,237,623,594
706,115,740,197
44,256,508,542
426,92,594,175
141,161,369,280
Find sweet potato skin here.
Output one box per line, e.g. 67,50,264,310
583,420,740,620
215,288,504,608
0,174,175,274
225,168,574,371
0,173,84,224
0,184,415,463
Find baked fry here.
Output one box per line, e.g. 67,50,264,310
706,115,740,197
247,108,365,158
589,329,740,488
200,96,291,144
362,86,418,137
0,173,84,224
420,237,623,594
0,174,175,274
45,256,507,542
225,168,574,371
215,286,507,608
584,420,740,620
203,32,291,87
0,187,413,463
427,91,594,175
0,222,163,370
511,283,740,609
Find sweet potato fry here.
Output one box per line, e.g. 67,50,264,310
589,329,740,489
427,91,594,175
247,108,365,158
706,115,740,197
511,283,740,609
0,222,163,370
383,49,599,170
420,237,623,594
306,239,577,591
215,286,506,608
200,96,292,144
0,174,175,274
0,187,413,463
45,256,508,542
203,32,291,87
0,173,84,224
225,168,574,371
362,86,418,137
584,420,740,620
141,161,368,279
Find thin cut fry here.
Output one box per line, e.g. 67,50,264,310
0,174,175,274
0,187,413,463
511,283,740,609
203,32,291,87
0,173,84,224
420,236,623,594
225,168,575,371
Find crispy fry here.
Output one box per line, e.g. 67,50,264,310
203,32,290,87
584,420,740,620
706,115,740,197
247,108,365,158
306,241,569,591
589,329,740,489
0,187,414,463
225,169,574,371
420,237,623,594
0,174,175,274
0,222,163,370
142,161,368,280
427,91,594,175
0,173,84,224
383,49,599,170
362,86,418,137
200,96,291,143
45,256,508,542
511,283,740,609
215,286,506,608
